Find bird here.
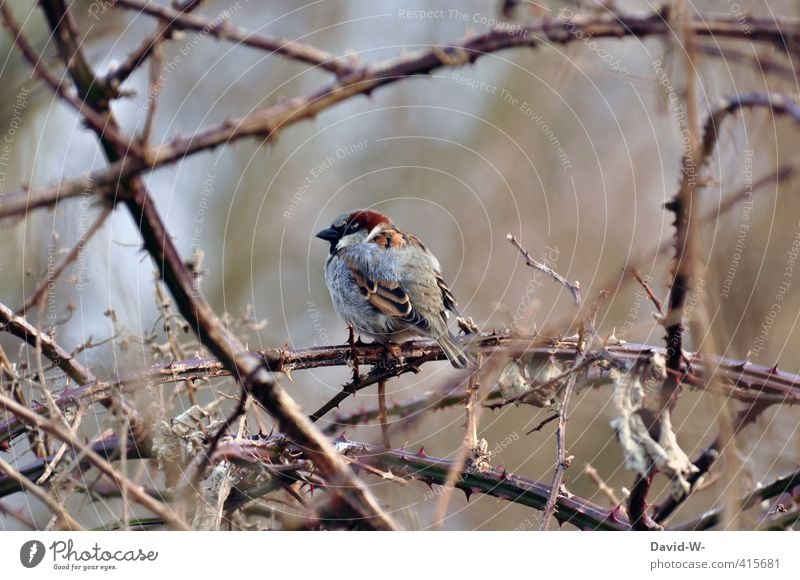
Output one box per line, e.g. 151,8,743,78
316,209,472,369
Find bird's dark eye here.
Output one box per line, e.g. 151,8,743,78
345,222,360,234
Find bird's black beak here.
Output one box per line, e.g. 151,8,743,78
315,227,340,243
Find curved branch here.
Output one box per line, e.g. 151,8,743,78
3,12,800,219
218,437,631,531
35,0,396,531
111,0,357,81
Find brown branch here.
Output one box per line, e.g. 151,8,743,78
549,165,795,334
1,297,147,451
524,413,560,435
4,11,800,219
0,301,94,386
0,455,83,530
309,354,429,422
104,0,204,87
628,472,660,530
0,393,188,529
112,0,356,80
652,398,772,524
583,464,621,507
508,234,581,306
0,4,138,160
671,467,800,531
36,0,395,531
0,433,135,499
323,385,505,436
220,436,631,531
5,335,800,447
432,365,484,528
699,43,799,80
377,379,390,448
661,91,800,527
17,207,112,316
664,93,800,401
539,369,579,530
632,270,664,315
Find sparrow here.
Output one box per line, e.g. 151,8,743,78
316,209,472,369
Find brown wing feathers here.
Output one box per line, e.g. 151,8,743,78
348,263,417,322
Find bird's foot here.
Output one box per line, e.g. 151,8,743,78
379,342,404,369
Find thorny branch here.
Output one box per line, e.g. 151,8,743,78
216,436,631,531
2,10,800,219
0,1,798,531
3,335,799,448
33,0,396,530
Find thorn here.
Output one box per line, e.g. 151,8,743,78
608,503,625,523
497,466,508,480
463,488,472,501
769,364,780,375
417,446,428,458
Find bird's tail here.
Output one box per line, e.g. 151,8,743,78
437,333,473,369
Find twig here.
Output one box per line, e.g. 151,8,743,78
506,234,593,530
0,301,94,386
104,0,204,87
508,234,581,306
524,413,560,435
432,365,483,528
0,4,137,155
583,464,621,507
309,356,425,422
0,300,146,448
539,369,579,530
0,455,83,530
699,43,798,81
663,92,800,401
323,385,505,436
113,0,357,79
377,379,390,448
17,207,113,315
628,472,659,530
0,499,37,529
632,270,664,315
140,40,164,147
485,354,600,410
0,433,138,500
548,165,795,334
0,393,188,529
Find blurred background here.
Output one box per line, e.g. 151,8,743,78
1,0,799,530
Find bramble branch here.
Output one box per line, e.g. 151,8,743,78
2,10,799,219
